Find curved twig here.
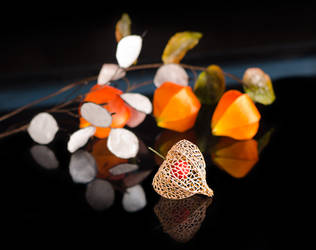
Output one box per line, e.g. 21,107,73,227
0,76,96,123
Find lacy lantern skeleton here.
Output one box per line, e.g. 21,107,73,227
152,139,213,200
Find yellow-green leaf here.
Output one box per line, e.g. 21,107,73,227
242,68,275,105
194,65,226,105
115,13,131,42
162,31,202,64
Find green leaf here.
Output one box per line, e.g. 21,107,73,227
162,31,202,64
242,68,275,105
193,65,226,105
115,13,131,42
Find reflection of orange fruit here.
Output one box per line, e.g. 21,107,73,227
91,139,128,179
80,85,131,138
153,82,201,132
211,90,261,140
211,137,259,178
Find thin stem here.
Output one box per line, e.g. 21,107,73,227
51,110,79,118
223,72,245,85
126,80,153,92
180,63,206,72
0,75,96,123
0,96,81,139
122,76,131,91
126,63,162,72
0,124,28,139
148,147,166,160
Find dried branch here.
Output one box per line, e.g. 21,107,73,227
0,76,96,123
0,62,245,140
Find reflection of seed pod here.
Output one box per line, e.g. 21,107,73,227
122,185,147,212
85,179,115,211
30,145,59,170
152,139,213,200
154,196,213,243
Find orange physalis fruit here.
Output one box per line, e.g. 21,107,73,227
211,137,259,178
171,159,190,179
80,85,131,138
211,90,261,140
153,82,201,132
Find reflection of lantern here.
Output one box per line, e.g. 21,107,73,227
154,196,212,243
211,137,259,178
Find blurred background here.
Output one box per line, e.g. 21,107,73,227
1,3,316,109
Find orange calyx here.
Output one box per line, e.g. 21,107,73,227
79,85,131,138
211,90,261,140
153,82,201,132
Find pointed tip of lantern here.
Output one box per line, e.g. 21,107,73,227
201,186,214,197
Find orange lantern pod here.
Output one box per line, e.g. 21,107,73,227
211,137,259,178
211,90,261,140
153,82,201,132
91,139,128,179
80,85,131,138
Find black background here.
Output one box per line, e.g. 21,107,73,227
1,2,316,82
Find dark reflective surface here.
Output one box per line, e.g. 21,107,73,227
2,76,314,248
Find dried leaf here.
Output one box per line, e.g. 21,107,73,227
69,150,97,183
153,63,189,88
120,93,152,114
107,128,139,159
242,68,275,105
122,184,147,212
27,112,59,144
162,31,202,64
116,35,142,68
85,179,115,211
80,102,112,128
97,64,126,85
115,13,131,42
67,126,96,153
194,65,226,105
30,145,59,170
